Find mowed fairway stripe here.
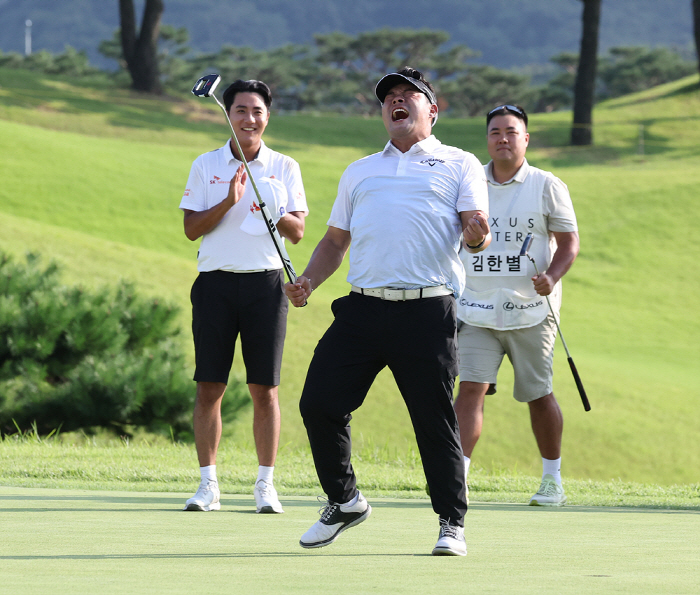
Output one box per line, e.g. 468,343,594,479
0,487,698,594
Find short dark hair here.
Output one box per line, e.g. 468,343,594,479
486,104,528,128
223,79,272,111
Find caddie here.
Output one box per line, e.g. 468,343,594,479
454,104,579,506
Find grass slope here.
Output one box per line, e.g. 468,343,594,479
1,438,697,509
0,68,698,485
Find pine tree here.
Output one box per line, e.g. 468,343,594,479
0,252,249,439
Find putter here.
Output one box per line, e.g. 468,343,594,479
191,73,300,288
520,233,591,411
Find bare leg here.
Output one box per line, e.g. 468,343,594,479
193,382,226,467
248,384,280,467
453,381,490,457
528,393,563,460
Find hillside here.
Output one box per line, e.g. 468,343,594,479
0,0,695,71
0,67,698,486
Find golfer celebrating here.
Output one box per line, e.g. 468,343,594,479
179,79,308,514
454,105,579,506
286,67,489,556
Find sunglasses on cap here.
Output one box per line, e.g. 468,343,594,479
487,104,525,117
375,73,437,106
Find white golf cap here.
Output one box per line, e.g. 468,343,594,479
240,177,288,236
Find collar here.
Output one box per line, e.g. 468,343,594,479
223,139,270,165
382,134,441,156
485,158,530,185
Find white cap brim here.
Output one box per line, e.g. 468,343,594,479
240,177,288,236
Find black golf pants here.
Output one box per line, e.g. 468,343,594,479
299,292,468,526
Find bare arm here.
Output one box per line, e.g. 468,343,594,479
183,164,246,241
284,226,351,307
461,210,492,253
276,211,306,244
532,231,580,295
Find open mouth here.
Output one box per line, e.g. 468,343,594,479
392,108,409,122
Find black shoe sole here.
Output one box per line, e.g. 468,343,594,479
299,505,372,548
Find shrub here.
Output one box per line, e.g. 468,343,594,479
0,252,249,439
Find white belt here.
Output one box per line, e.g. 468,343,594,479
229,269,274,273
351,285,453,301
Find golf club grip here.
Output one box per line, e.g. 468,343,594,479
567,356,591,411
255,206,308,307
258,205,297,283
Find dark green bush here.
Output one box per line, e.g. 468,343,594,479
598,46,696,98
0,252,249,439
0,47,103,77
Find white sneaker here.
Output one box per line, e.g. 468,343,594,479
432,518,467,556
183,480,220,511
254,479,284,514
529,474,567,506
299,492,371,549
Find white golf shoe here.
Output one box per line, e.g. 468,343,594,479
432,518,467,556
184,480,221,511
529,474,567,506
254,479,284,514
299,492,371,548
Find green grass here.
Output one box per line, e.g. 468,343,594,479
1,70,699,594
1,483,699,595
1,437,698,510
0,67,699,485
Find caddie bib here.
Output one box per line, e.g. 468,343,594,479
457,162,562,330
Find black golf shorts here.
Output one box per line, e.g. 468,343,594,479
190,269,288,386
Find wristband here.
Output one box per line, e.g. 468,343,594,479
465,237,485,250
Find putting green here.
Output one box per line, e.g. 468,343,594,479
0,486,698,594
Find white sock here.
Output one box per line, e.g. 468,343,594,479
341,492,359,507
257,465,274,485
464,456,471,479
542,457,562,485
200,465,217,484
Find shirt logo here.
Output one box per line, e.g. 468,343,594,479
503,301,543,311
459,298,494,310
420,158,445,167
251,201,287,218
209,175,229,184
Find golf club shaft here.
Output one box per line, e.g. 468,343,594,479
211,95,298,285
528,251,591,411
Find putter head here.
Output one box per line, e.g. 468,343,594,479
519,233,534,257
192,74,221,98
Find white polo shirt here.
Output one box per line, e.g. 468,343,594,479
180,140,308,272
328,135,488,295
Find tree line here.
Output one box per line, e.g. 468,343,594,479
1,27,693,116
0,0,698,146
106,0,700,146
